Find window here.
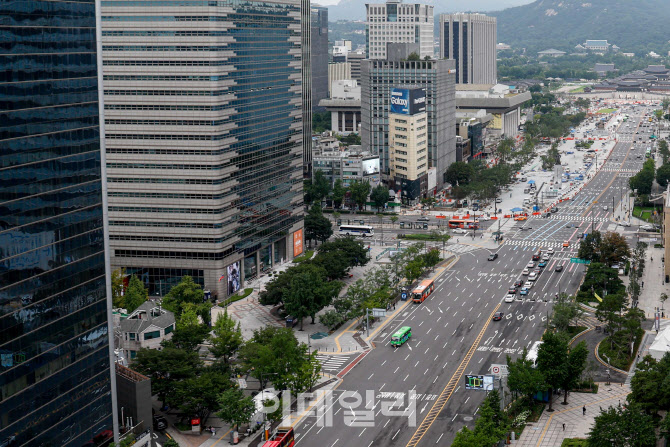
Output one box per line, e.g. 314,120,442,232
130,351,137,360
164,325,174,335
128,333,136,341
144,330,161,340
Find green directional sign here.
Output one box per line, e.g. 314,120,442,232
570,258,591,264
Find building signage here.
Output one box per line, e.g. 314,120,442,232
293,229,304,257
390,87,426,115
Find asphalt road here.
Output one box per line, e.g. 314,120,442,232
296,106,659,447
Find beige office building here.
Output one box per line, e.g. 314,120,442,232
389,112,428,181
366,0,434,60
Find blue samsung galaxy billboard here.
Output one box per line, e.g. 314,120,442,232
390,87,426,115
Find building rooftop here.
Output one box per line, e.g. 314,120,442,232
120,301,175,333
645,65,669,73
538,49,566,55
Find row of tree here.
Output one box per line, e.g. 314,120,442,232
259,237,369,329
304,170,391,212
320,243,442,330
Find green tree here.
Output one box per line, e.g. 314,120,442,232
283,264,343,329
370,184,390,212
560,341,588,404
217,388,256,434
311,170,331,204
406,52,421,61
166,304,211,351
496,137,516,164
599,231,631,266
332,179,347,209
303,178,314,207
595,291,628,347
209,309,243,364
111,268,126,309
161,275,209,323
660,412,670,441
452,390,509,447
164,440,180,447
348,180,371,211
656,163,670,189
133,347,200,407
175,370,234,424
304,205,333,247
551,293,584,335
536,331,569,411
587,403,657,447
285,351,322,393
658,140,670,164
445,161,475,186
578,230,603,262
506,349,546,407
316,237,369,269
124,275,148,313
629,158,655,195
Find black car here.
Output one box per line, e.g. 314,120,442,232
153,415,168,431
551,207,559,213
488,253,499,261
514,280,524,288
492,311,504,321
555,265,564,272
508,287,517,294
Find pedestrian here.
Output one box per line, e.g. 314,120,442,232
562,423,566,431
583,406,586,416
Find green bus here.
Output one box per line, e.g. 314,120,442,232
391,326,412,347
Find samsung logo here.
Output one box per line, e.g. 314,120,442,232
414,96,425,104
391,97,408,106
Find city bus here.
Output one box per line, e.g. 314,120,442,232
338,224,374,237
448,219,479,229
390,326,412,347
262,427,295,447
645,147,652,158
412,279,435,303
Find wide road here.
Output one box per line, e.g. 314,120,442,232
296,106,656,447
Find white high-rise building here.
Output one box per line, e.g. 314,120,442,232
366,0,434,60
439,13,497,85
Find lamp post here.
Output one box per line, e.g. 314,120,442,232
259,372,279,441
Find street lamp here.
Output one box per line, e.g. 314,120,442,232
259,372,279,441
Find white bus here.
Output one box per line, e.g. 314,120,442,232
338,224,374,237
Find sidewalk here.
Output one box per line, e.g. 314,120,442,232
515,383,631,446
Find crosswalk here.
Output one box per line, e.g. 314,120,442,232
315,354,354,372
532,215,610,223
445,244,480,254
504,240,577,250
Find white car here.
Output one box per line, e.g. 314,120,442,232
526,261,535,268
453,228,468,234
521,268,530,276
528,272,538,281
620,221,631,227
504,294,516,303
542,255,551,262
547,247,555,255
523,281,533,289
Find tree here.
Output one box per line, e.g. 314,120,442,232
595,291,627,347
599,231,631,265
586,403,657,447
506,349,546,407
629,353,670,414
111,268,126,308
163,440,180,447
133,347,200,407
370,184,390,212
390,215,399,227
317,237,369,269
560,341,588,404
660,412,670,441
311,170,331,204
304,205,333,247
629,158,655,195
551,293,583,335
536,331,569,411
656,163,670,189
406,52,421,61
283,264,343,329
348,180,371,211
210,309,243,364
166,304,211,351
578,230,603,262
658,140,670,164
445,161,474,186
217,388,256,434
452,390,509,447
285,351,322,393
496,138,516,164
162,276,211,324
331,179,347,209
124,275,148,313
175,370,234,424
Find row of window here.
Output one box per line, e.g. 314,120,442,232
108,162,223,170
109,177,224,185
102,30,227,36
110,206,229,214
106,133,222,140
111,235,226,244
105,104,222,111
110,220,222,229
104,75,225,81
108,191,223,200
101,15,228,21
105,60,228,66
103,45,230,51
115,249,233,260
107,148,225,155
106,119,226,126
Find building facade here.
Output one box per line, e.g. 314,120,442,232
119,303,175,361
439,13,497,85
366,0,434,60
101,0,305,300
0,0,118,445
312,148,381,187
328,62,352,96
347,51,366,83
361,57,456,189
311,5,329,112
319,80,362,135
303,0,314,177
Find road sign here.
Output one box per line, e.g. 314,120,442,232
570,258,591,264
372,308,386,317
489,364,509,377
237,378,247,389
465,374,495,391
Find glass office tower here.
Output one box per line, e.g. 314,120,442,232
0,1,117,446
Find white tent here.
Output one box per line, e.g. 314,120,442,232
648,326,670,361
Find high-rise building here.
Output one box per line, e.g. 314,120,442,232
303,0,314,177
347,51,366,84
0,0,118,445
311,5,329,112
439,13,497,85
361,48,456,189
328,62,352,96
101,0,305,300
366,0,434,60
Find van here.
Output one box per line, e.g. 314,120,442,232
520,176,527,182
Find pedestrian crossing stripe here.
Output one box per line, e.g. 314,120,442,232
504,240,577,250
529,215,610,222
315,355,352,370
